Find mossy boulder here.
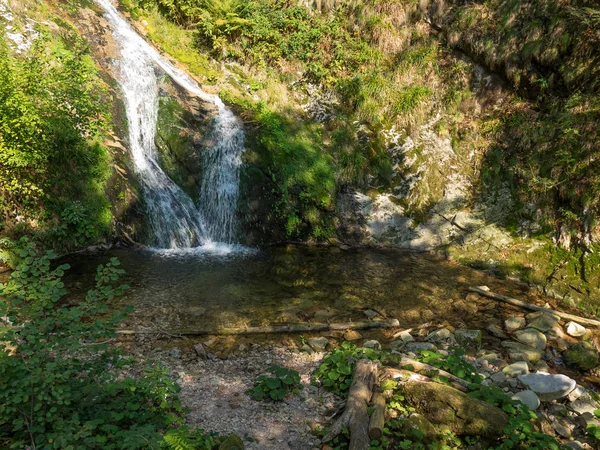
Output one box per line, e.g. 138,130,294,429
219,433,244,450
563,342,599,371
403,380,508,439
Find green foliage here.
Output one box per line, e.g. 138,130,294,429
0,26,112,250
0,241,190,449
312,342,379,397
586,409,600,441
248,365,302,401
416,348,484,385
161,426,222,450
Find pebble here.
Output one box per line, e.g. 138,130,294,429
518,372,576,401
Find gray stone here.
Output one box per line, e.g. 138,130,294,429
569,390,600,415
363,340,381,350
514,328,547,351
512,390,540,410
455,329,482,350
551,417,574,438
427,328,452,343
405,342,437,353
578,412,600,429
563,441,585,450
395,330,415,343
194,343,207,359
308,337,329,352
490,371,506,384
528,313,560,332
566,321,586,337
517,372,576,401
363,309,377,319
501,341,542,364
502,361,529,377
504,317,526,332
486,324,509,339
532,360,549,373
300,344,314,354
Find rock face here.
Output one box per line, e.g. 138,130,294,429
563,342,599,371
403,380,508,438
517,373,576,402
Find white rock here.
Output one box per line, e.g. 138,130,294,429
566,321,586,337
363,340,381,350
426,328,452,343
308,337,329,352
512,390,540,410
514,328,547,351
517,372,576,401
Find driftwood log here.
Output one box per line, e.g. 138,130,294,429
116,319,400,336
368,390,386,440
323,359,378,450
469,286,600,328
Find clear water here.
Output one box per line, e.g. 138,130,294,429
64,246,528,335
95,0,244,248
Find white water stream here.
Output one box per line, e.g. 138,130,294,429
95,0,244,249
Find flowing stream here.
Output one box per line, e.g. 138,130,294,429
95,0,244,249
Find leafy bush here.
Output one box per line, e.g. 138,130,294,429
0,241,188,449
248,365,302,401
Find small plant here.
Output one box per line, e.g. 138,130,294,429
248,365,302,401
585,409,600,441
416,348,484,385
313,341,379,397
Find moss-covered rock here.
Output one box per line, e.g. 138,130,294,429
563,342,599,371
403,380,508,439
219,433,244,450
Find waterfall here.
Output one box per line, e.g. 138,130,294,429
95,0,244,248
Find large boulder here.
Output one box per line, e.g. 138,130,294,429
517,373,576,401
563,342,599,371
403,380,508,439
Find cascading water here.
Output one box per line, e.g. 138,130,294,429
95,0,244,249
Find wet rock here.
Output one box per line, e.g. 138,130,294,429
501,341,542,364
528,313,560,332
363,340,381,350
514,328,547,351
502,361,529,377
566,321,587,338
308,337,329,352
403,379,508,439
454,329,482,350
512,390,539,410
343,330,362,341
486,324,509,340
427,328,452,343
518,373,576,401
219,434,245,450
504,317,526,332
405,342,437,353
194,343,207,359
563,342,599,371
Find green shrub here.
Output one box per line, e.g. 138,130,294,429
0,241,188,449
248,365,302,401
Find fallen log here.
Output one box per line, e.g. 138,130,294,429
381,367,469,393
368,390,386,440
396,357,473,392
469,286,600,328
116,319,400,336
323,359,378,450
